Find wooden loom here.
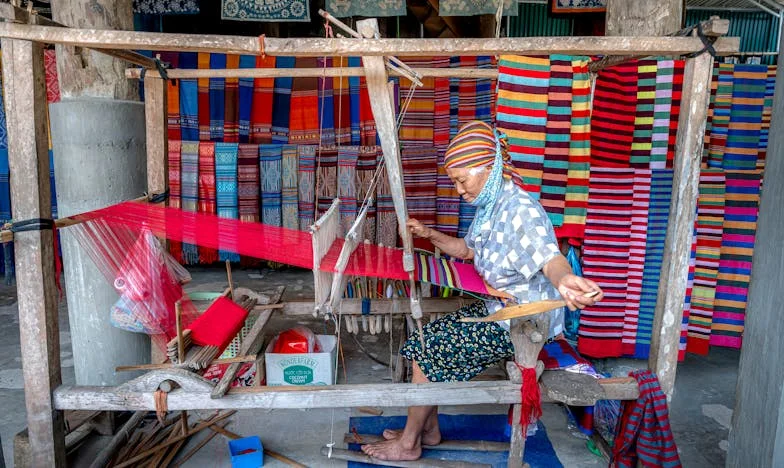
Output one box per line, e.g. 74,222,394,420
0,5,738,466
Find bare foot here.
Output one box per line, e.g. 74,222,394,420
382,428,442,446
361,438,422,461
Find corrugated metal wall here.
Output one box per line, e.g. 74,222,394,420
508,2,574,37
686,10,778,64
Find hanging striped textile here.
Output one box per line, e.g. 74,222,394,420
162,52,181,141
215,142,240,262
289,57,320,145
449,56,461,139
723,64,767,171
496,55,550,196
702,64,719,166
414,253,490,296
250,55,276,144
316,146,338,215
281,144,299,230
401,146,439,234
758,65,776,170
398,57,437,146
630,60,656,168
433,58,451,150
458,199,476,238
272,56,295,144
540,55,573,226
359,71,377,146
337,146,359,235
634,169,674,358
167,140,183,263
333,56,352,145
708,63,734,168
680,223,698,361
180,141,200,264
650,59,674,170
44,49,61,103
237,143,260,222
317,57,336,147
622,169,651,356
348,57,362,145
666,60,684,169
208,54,226,142
223,54,240,143
198,141,219,263
237,55,255,143
710,170,762,349
297,145,317,230
475,56,496,124
376,165,398,248
590,62,638,167
439,59,461,237
357,145,379,242
558,57,591,240
432,58,455,236
197,52,211,141
179,53,199,141
260,144,283,227
577,168,634,358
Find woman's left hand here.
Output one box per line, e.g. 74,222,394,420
556,274,603,311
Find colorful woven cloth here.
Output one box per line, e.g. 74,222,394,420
317,57,336,147
332,56,352,145
289,57,320,145
197,53,211,141
133,0,198,14
666,60,684,169
281,144,299,230
710,170,762,349
178,53,199,141
398,57,437,146
687,170,725,355
223,54,240,143
44,49,61,103
612,369,681,468
237,143,260,222
198,141,219,263
723,64,766,170
376,165,398,248
271,57,295,144
496,55,550,196
260,144,283,227
458,199,476,239
357,145,379,242
359,70,377,147
540,55,572,225
316,146,338,216
578,167,634,358
163,52,181,141
558,57,591,240
180,141,200,264
634,169,674,359
702,64,719,165
348,57,362,145
401,146,439,235
208,54,226,142
221,0,309,22
622,169,651,356
250,55,276,144
538,339,600,377
708,64,734,168
630,60,656,168
590,62,638,167
439,0,517,16
413,253,489,296
680,224,698,361
237,55,256,143
297,145,317,230
326,0,405,17
167,140,183,262
650,60,674,170
337,146,359,235
215,142,240,262
758,66,776,170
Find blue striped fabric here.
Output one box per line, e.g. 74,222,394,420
281,144,299,230
318,57,336,147
348,57,362,145
634,169,673,358
180,141,200,264
259,144,283,227
297,145,316,230
215,142,240,262
179,53,200,141
337,146,359,235
680,222,698,360
237,55,256,143
457,199,476,238
209,54,226,142
271,57,295,144
723,64,766,170
449,56,460,139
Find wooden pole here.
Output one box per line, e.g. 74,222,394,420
0,37,66,467
125,66,498,80
88,411,146,468
648,51,715,397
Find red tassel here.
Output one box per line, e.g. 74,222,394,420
518,363,542,427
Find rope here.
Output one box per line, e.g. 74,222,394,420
258,34,266,59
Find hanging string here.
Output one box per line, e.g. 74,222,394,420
314,21,334,220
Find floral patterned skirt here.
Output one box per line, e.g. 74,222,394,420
400,301,514,382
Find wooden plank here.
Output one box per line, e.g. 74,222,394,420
0,37,66,467
126,66,499,80
0,3,157,68
648,52,715,397
88,411,146,468
281,298,466,316
54,380,523,411
321,447,492,468
344,433,510,452
144,75,168,197
115,354,258,372
210,308,272,399
0,22,740,56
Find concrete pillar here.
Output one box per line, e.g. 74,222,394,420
727,36,784,467
605,0,682,36
50,98,149,386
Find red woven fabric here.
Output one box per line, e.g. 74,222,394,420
189,296,248,352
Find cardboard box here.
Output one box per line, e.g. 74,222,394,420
265,335,336,386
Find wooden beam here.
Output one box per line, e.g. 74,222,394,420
280,298,466,315
126,66,499,80
0,22,740,56
144,75,168,197
54,380,524,411
0,38,66,467
210,308,271,399
648,52,715,397
0,3,157,68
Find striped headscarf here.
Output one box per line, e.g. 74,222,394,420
444,121,525,237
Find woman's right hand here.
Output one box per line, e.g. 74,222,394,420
406,218,432,239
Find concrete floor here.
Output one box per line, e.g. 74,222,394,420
0,266,738,467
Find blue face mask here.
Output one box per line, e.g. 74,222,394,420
469,132,505,238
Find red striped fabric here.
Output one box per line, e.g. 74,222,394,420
623,169,651,355
590,63,639,167
197,142,219,263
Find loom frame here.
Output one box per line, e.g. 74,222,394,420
0,5,734,465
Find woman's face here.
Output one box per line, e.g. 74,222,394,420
446,166,491,203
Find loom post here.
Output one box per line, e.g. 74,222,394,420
175,300,184,364
225,259,234,299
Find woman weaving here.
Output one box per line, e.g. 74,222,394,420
361,121,604,461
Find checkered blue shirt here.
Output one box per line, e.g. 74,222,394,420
465,180,564,336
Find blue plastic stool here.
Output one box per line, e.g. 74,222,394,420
228,436,264,467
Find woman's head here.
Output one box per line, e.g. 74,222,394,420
444,121,497,202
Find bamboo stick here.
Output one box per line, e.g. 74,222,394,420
175,301,184,365
88,411,145,468
115,354,257,372
170,421,230,468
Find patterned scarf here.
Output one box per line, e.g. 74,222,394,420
215,142,239,262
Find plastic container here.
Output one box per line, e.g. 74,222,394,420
228,436,264,467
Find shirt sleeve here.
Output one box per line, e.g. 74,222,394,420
507,200,561,280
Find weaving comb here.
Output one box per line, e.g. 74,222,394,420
460,290,599,323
